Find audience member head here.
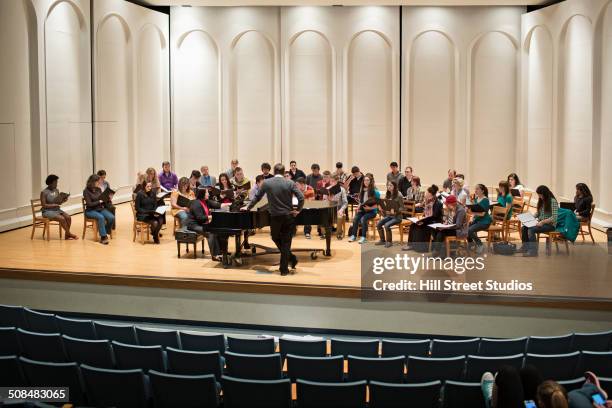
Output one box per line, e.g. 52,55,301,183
536,185,555,213
273,163,285,175
445,194,457,209
426,184,438,200
330,174,340,185
475,183,488,198
200,165,209,176
296,177,306,188
45,174,59,189
404,166,413,178
144,182,153,194
218,173,230,187
390,161,399,173
231,159,239,170
498,180,511,197
363,174,375,194
386,181,398,198
135,172,145,186
284,171,291,180
351,166,360,176
452,177,465,191
447,169,457,179
178,177,190,194
96,169,107,180
311,163,320,175
336,162,343,170
145,167,157,182
255,175,264,186
537,380,568,408
190,170,201,181
86,174,100,191
195,187,208,201
507,173,521,188
520,365,543,402
494,365,525,408
575,183,592,199
289,160,297,171
411,176,421,188
261,162,271,175
234,167,244,181
162,161,171,174
322,170,331,183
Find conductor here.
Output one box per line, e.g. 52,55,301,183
243,163,304,276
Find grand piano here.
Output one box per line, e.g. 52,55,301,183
207,198,338,267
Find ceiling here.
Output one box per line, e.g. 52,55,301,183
139,0,552,6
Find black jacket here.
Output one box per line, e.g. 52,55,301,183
135,191,159,221
187,199,221,227
574,195,593,218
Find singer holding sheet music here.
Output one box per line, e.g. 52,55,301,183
40,174,78,240
187,187,230,260
376,181,404,247
348,174,380,244
519,185,559,257
171,177,194,228
83,174,115,245
135,182,164,244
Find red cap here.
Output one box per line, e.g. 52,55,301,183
445,195,457,204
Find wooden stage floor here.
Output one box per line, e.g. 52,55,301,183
0,203,610,309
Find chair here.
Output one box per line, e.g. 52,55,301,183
0,327,21,356
17,329,66,362
485,205,510,250
537,230,570,255
179,331,226,354
330,338,379,358
20,357,87,405
369,380,441,408
222,376,292,408
576,351,612,377
55,316,97,340
62,335,114,368
524,352,581,380
406,355,465,383
81,364,149,408
131,201,151,244
506,198,527,238
465,354,524,382
478,337,528,356
445,236,470,257
0,304,27,328
82,197,112,241
94,322,138,344
279,337,327,359
442,381,485,408
136,327,180,348
297,379,367,408
527,334,573,354
381,339,430,358
166,347,223,379
30,199,63,240
431,338,480,358
600,377,612,394
347,355,405,383
577,203,596,243
149,370,219,408
286,354,344,382
397,202,418,243
558,377,586,392
224,351,282,380
572,330,612,352
173,215,181,236
227,335,275,355
23,308,58,334
112,341,166,372
523,191,534,208
0,355,26,386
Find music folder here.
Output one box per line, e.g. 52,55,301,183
510,189,521,197
155,205,169,215
57,192,70,203
467,203,487,213
176,194,192,208
100,188,115,203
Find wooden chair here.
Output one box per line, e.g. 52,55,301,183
445,236,470,257
397,201,418,244
81,198,113,242
485,205,510,251
538,230,570,255
30,199,62,241
173,215,181,236
578,203,596,244
130,201,151,244
523,191,534,208
505,198,527,239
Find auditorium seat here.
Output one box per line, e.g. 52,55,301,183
19,357,86,405
0,355,27,386
136,326,180,348
224,351,282,380
0,305,27,328
330,338,379,358
227,335,275,355
381,339,430,358
179,331,226,354
166,347,223,379
442,381,485,408
576,351,612,377
600,377,612,394
406,355,465,383
0,327,21,356
347,355,405,383
558,377,586,392
478,337,528,356
222,376,292,408
55,316,97,340
17,329,66,362
572,330,612,352
369,380,441,408
286,354,344,382
524,352,581,380
81,364,149,408
431,338,480,357
94,322,138,345
296,379,367,408
526,334,573,355
149,370,219,408
278,337,327,359
62,335,115,369
112,341,166,372
464,354,524,382
23,308,59,334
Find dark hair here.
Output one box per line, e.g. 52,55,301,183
412,176,421,187
273,163,285,175
219,173,230,187
261,162,271,171
575,183,592,199
520,365,543,402
195,187,207,200
96,169,106,177
45,174,59,186
234,167,243,174
336,162,343,169
507,173,522,187
537,380,568,408
456,173,465,179
322,170,331,176
390,161,398,167
162,161,170,167
255,175,264,183
427,184,439,196
351,166,360,173
495,365,525,408
296,177,306,184
386,181,398,199
476,183,488,197
191,170,201,179
498,180,510,197
536,185,555,214
448,169,456,177
405,166,413,172
290,160,296,165
311,163,320,171
86,174,100,191
362,174,376,196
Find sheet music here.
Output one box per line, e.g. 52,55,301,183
428,223,456,229
517,212,538,227
155,205,169,215
407,217,419,223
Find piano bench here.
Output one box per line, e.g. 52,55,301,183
175,230,206,259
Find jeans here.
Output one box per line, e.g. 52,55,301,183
521,223,555,255
85,209,114,238
468,219,491,246
176,211,189,228
351,211,376,238
376,216,401,242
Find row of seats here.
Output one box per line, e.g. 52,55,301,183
2,305,612,357
2,327,612,384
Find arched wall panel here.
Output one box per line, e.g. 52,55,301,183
598,3,612,212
